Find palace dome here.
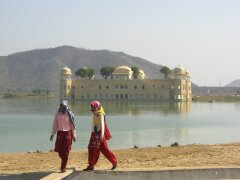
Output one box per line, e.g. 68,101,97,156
174,66,186,74
186,71,191,76
113,66,132,74
138,69,145,79
61,66,72,75
139,70,145,75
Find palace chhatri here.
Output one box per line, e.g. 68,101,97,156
60,65,191,101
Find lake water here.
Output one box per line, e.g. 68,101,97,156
0,98,240,154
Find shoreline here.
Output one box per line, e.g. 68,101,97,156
1,142,240,174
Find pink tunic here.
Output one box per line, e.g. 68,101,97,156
51,112,76,138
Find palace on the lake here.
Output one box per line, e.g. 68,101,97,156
60,65,192,101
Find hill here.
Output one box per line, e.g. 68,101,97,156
0,46,163,93
225,79,240,87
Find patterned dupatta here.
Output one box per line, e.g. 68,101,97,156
94,106,112,140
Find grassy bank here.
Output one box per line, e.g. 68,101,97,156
3,93,55,99
192,95,240,102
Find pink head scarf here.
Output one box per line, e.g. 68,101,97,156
90,100,101,112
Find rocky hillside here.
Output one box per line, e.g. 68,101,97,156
0,46,163,93
225,79,240,87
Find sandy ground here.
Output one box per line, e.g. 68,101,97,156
1,143,240,174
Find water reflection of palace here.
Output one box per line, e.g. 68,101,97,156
70,101,191,116
60,65,192,102
173,102,192,114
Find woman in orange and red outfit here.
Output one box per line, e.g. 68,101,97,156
83,100,117,171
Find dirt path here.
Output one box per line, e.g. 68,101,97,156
1,143,240,174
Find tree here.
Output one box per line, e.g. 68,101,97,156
75,67,88,78
100,66,115,79
75,67,95,79
131,66,140,79
87,68,95,79
109,67,115,77
46,90,50,95
160,66,171,79
32,89,41,95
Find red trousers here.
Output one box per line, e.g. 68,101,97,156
54,131,72,171
88,132,117,168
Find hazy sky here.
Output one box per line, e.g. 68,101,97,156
0,0,239,86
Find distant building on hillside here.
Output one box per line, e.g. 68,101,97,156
60,65,192,101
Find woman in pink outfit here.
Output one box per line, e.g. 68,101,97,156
50,100,76,173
